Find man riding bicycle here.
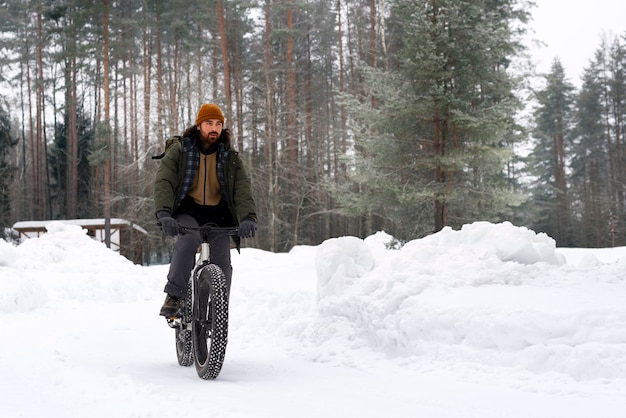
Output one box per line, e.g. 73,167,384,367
154,103,257,317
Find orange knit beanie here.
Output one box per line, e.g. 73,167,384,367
195,103,225,126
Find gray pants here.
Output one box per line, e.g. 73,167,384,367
164,213,233,299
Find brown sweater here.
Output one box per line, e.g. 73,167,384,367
188,152,221,206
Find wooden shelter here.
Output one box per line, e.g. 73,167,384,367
12,218,148,265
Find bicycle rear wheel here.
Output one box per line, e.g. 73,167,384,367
192,264,229,379
175,280,194,366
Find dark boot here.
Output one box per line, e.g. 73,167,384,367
159,294,183,317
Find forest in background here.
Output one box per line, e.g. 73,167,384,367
0,0,625,261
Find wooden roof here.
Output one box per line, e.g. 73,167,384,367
12,218,148,235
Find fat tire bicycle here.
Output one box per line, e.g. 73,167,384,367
165,223,238,380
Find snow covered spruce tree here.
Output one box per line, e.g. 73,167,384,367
336,0,529,240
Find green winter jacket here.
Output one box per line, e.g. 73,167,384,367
154,133,257,227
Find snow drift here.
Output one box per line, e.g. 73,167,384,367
1,220,626,417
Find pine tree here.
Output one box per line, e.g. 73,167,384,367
336,0,530,240
525,59,576,245
570,66,611,246
567,35,626,247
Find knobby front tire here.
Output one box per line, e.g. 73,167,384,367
192,264,229,380
175,281,194,367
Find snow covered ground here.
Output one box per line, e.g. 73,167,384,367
1,220,625,417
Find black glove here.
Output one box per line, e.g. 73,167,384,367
238,217,257,239
157,211,179,237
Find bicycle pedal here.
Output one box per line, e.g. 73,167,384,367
166,317,181,328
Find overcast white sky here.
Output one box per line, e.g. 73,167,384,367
528,0,626,86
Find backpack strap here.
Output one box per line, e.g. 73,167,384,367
151,135,182,160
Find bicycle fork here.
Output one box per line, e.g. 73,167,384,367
193,241,213,322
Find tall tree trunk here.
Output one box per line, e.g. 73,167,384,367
433,114,447,232
171,31,179,131
211,31,219,100
429,0,448,232
18,47,30,219
196,21,203,109
602,75,616,216
67,44,78,219
263,0,278,251
156,8,164,141
26,35,35,219
345,0,356,90
217,0,233,146
233,19,244,148
285,1,299,244
554,95,568,241
36,3,45,219
143,6,152,153
369,0,377,109
128,29,138,162
337,0,347,182
103,0,112,247
112,59,119,200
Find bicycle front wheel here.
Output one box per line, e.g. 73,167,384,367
192,264,229,379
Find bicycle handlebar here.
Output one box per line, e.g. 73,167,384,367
179,224,238,235
155,221,238,239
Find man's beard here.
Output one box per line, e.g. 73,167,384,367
202,132,219,143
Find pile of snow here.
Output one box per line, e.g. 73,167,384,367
314,221,626,380
0,221,157,311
